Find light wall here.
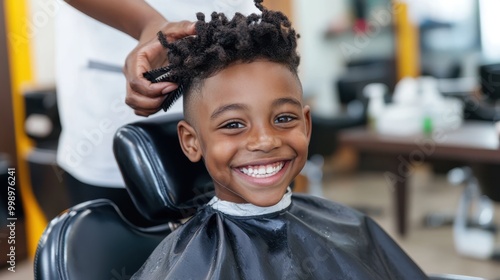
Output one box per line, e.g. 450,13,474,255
292,0,349,116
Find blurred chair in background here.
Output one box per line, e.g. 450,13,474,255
457,63,500,208
303,58,388,196
305,113,366,197
303,57,395,197
336,57,396,106
441,63,500,260
458,63,500,259
23,87,70,221
462,63,500,122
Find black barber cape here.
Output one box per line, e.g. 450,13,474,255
132,191,427,280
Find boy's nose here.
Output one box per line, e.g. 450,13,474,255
246,126,281,153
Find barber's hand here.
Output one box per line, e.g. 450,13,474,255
124,21,196,116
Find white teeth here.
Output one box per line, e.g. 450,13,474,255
266,166,273,173
258,167,265,175
239,162,285,178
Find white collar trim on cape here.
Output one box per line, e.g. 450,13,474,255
208,187,292,216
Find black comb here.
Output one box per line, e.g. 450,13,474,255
142,31,184,112
143,66,184,112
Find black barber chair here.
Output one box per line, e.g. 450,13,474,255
464,63,500,123
447,63,500,260
468,63,500,202
34,113,213,280
303,59,385,196
336,58,396,106
304,113,366,196
35,113,484,280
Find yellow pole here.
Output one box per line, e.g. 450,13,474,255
393,0,420,79
4,0,48,257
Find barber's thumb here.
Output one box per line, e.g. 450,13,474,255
161,84,179,94
186,22,196,33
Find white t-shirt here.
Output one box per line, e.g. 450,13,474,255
55,0,259,187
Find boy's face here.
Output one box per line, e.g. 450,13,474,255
178,60,311,207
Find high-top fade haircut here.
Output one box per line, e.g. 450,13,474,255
143,0,300,121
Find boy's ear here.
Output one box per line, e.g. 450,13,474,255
303,105,312,141
177,120,202,162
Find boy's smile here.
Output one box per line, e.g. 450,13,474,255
178,60,311,207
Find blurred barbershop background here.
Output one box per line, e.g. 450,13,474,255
1,0,500,279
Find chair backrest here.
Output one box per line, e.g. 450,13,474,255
480,63,500,102
113,112,214,222
471,164,500,202
308,114,365,158
34,200,171,280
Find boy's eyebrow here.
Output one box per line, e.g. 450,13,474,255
272,97,302,109
211,103,249,120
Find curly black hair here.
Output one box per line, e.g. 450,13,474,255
143,0,300,114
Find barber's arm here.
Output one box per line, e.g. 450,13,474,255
66,0,165,39
65,0,196,116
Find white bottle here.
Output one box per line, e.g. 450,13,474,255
363,83,387,131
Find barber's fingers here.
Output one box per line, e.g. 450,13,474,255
126,39,167,79
126,87,166,117
126,82,179,115
160,21,196,41
123,39,168,116
129,75,178,98
124,20,195,116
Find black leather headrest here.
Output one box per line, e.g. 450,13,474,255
113,113,214,223
480,63,500,101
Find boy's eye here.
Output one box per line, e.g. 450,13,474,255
275,115,295,123
223,121,244,129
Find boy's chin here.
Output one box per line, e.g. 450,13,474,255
245,188,289,207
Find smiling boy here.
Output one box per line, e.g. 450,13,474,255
178,60,310,207
132,1,427,279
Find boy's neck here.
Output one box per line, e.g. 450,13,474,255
208,187,292,216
